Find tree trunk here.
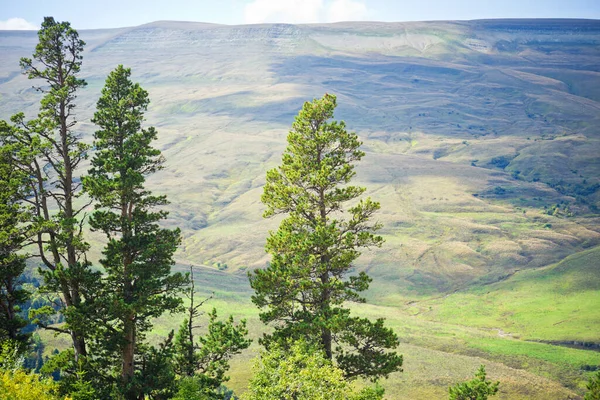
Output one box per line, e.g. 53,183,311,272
318,179,333,360
122,314,136,388
72,334,87,358
321,318,333,359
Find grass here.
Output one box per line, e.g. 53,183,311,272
142,257,598,398
414,246,600,342
35,252,598,398
356,300,598,384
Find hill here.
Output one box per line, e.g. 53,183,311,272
2,19,600,398
4,19,599,292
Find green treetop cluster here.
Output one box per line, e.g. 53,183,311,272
0,17,250,400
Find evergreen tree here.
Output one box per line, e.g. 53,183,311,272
17,16,94,360
83,64,187,399
448,365,500,400
173,267,251,397
173,267,212,379
137,332,178,400
249,94,402,380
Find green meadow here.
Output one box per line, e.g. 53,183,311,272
122,245,599,399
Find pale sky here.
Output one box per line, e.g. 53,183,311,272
1,0,599,30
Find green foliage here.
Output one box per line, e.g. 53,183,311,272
136,332,178,400
0,369,68,400
492,186,506,195
40,350,97,399
335,316,404,380
82,64,187,398
194,309,250,384
0,132,31,345
585,371,600,400
174,269,250,396
18,15,91,273
10,16,96,362
173,376,215,400
448,365,500,400
20,17,86,96
0,340,26,371
351,385,385,400
175,311,245,379
488,155,515,170
66,374,96,400
216,262,228,271
173,377,237,400
243,340,384,400
544,202,574,217
22,333,46,373
249,93,401,380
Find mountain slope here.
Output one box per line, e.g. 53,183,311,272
1,19,599,295
414,245,600,342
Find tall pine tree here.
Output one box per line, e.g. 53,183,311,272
249,94,402,380
17,17,94,360
83,65,187,399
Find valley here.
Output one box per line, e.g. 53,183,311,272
2,18,600,398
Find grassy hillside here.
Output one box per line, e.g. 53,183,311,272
412,245,600,342
3,19,600,399
36,245,599,398
128,251,599,399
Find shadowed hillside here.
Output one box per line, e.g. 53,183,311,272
1,18,599,295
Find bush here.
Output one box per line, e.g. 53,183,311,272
448,365,499,400
489,155,514,169
493,186,506,195
173,376,215,400
585,371,600,400
243,340,384,400
0,369,69,400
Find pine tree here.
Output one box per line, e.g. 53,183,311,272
83,65,187,399
173,267,251,397
17,16,94,360
249,94,402,380
448,365,500,400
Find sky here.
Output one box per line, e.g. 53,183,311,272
1,0,599,30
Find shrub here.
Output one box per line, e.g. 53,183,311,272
0,369,69,400
448,365,499,400
585,371,600,400
243,340,384,400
